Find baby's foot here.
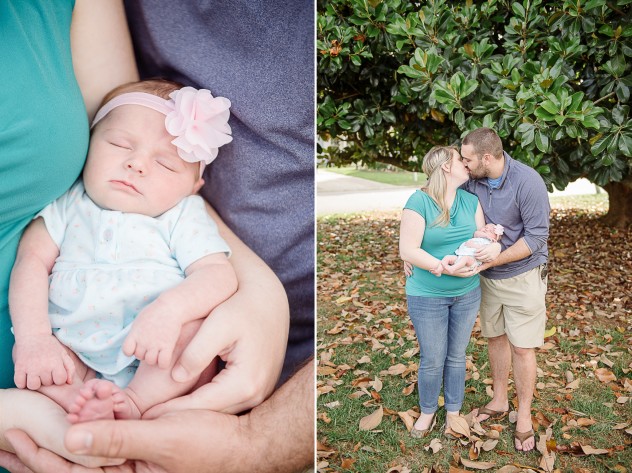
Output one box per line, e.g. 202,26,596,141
67,379,117,423
112,387,142,420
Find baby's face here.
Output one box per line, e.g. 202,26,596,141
475,224,500,241
83,104,203,217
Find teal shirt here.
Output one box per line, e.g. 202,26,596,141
404,189,480,297
0,1,89,388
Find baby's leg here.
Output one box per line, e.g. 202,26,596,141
114,319,216,420
442,255,471,274
0,388,124,468
66,378,120,423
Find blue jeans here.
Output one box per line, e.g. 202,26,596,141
407,286,481,414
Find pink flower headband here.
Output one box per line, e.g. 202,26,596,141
92,87,233,174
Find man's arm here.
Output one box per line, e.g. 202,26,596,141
476,237,532,272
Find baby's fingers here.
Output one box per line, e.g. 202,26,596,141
14,368,27,389
26,373,42,390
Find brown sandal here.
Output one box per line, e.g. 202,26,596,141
475,406,508,423
514,429,535,452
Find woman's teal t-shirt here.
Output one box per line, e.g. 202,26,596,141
0,1,89,388
404,189,480,297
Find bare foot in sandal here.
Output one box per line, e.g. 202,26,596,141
515,415,535,452
473,402,509,423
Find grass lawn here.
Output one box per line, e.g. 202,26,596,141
323,166,425,187
317,195,632,473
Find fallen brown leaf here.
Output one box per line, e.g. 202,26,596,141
397,410,415,432
580,445,610,455
460,458,497,470
576,417,596,427
402,383,415,396
359,405,383,431
340,457,355,469
424,438,443,454
595,367,617,383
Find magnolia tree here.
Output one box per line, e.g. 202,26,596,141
318,0,632,226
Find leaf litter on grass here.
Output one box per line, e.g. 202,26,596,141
318,204,631,472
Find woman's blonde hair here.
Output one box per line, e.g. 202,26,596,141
421,145,458,227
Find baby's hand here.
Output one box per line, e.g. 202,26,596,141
123,301,182,369
440,255,458,275
430,261,444,277
13,335,75,390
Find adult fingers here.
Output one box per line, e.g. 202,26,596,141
145,368,259,417
0,446,34,473
64,419,156,461
5,429,79,473
171,316,235,383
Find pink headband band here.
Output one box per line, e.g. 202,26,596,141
92,87,233,176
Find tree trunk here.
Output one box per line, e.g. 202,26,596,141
602,177,632,227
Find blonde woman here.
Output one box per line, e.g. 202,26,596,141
399,146,500,437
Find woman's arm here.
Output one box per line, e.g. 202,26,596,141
399,209,443,272
71,0,138,120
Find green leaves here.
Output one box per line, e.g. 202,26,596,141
318,0,632,196
431,72,478,113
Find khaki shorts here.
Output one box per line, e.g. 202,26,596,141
479,265,548,348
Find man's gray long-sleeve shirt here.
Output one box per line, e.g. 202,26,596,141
462,152,550,280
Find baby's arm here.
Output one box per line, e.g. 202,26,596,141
123,253,238,368
9,219,75,390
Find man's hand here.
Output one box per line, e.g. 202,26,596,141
122,300,182,369
475,241,501,263
145,286,288,416
3,409,243,473
1,362,314,473
13,335,75,390
403,261,413,277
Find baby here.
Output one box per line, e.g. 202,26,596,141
432,223,504,276
9,79,238,424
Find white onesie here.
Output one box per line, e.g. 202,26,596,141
37,181,230,387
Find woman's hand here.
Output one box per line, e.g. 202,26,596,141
449,266,478,278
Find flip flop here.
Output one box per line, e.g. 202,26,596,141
514,429,535,452
475,406,508,422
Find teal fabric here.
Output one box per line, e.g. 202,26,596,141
0,0,88,388
404,189,480,297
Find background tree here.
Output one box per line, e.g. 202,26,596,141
317,0,632,226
